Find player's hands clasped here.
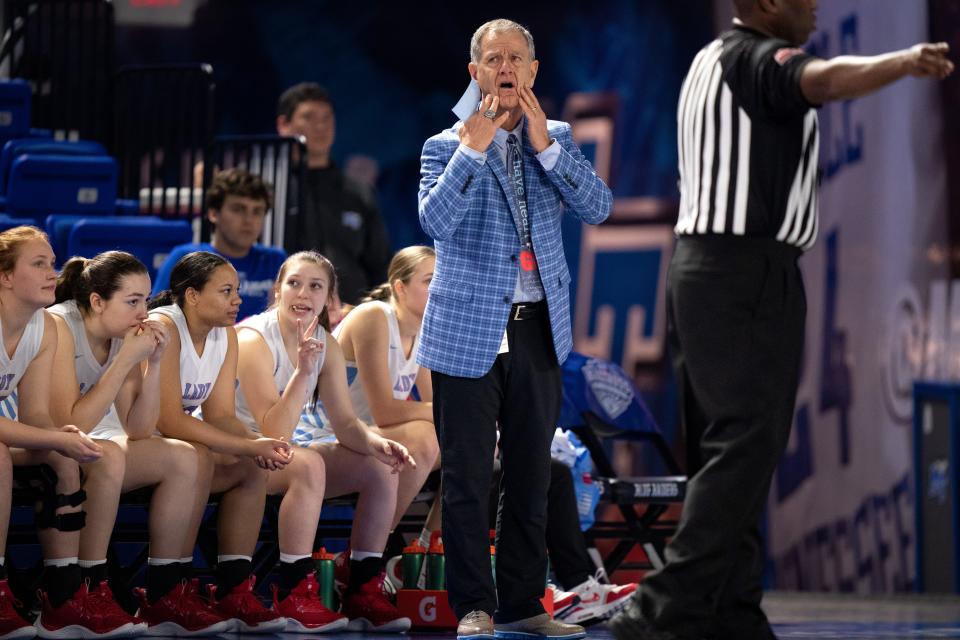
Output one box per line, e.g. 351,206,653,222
251,437,293,470
56,425,103,463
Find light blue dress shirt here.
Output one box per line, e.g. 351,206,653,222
455,120,560,302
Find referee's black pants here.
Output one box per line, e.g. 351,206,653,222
432,300,560,623
637,236,805,640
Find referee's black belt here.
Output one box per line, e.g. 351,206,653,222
510,300,546,321
676,234,802,263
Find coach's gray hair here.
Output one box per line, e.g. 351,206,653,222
470,19,536,63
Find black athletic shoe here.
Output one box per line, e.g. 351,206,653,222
607,599,695,640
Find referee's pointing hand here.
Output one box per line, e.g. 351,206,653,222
906,42,954,80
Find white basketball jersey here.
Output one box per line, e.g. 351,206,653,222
149,305,227,414
235,308,326,435
48,301,125,438
0,392,17,420
333,300,420,425
0,308,45,419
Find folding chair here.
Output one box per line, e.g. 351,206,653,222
558,352,686,575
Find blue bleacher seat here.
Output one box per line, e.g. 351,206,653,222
0,139,107,194
0,80,32,143
46,213,93,262
6,154,118,222
48,213,192,272
67,216,192,280
0,214,38,233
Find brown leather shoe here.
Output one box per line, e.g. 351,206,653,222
494,613,586,639
458,610,495,640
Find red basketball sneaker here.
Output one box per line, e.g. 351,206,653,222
270,573,348,634
332,545,350,596
86,582,146,636
134,581,232,636
0,579,34,639
35,582,137,639
206,576,286,634
340,573,411,633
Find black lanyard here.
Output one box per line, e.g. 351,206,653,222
506,134,532,249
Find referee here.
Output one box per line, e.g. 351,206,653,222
610,2,953,640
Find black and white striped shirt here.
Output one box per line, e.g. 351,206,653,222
676,25,820,250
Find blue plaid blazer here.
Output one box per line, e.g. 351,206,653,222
417,118,612,378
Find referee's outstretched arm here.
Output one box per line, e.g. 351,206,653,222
801,42,954,104
734,0,954,105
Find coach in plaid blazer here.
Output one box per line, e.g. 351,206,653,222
417,18,611,640
417,115,609,377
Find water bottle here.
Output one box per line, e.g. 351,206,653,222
488,530,498,583
426,531,446,590
312,548,335,609
401,540,426,589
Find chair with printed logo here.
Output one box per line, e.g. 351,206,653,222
66,216,192,280
558,352,686,576
0,80,34,144
0,139,107,194
6,153,118,225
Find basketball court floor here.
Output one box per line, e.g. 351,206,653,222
144,591,959,639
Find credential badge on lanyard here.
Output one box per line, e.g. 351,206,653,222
507,135,541,288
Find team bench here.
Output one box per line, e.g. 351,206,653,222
6,466,437,613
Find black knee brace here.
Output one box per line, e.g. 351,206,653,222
17,464,87,531
38,487,87,531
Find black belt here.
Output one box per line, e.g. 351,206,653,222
676,235,803,263
510,300,545,321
